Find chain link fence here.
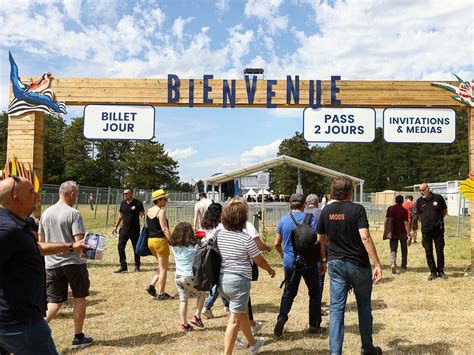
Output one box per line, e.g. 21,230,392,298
41,185,470,235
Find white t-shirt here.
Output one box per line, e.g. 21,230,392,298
194,198,213,228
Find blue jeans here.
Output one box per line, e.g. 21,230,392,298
204,284,229,310
278,261,321,328
328,259,375,355
0,318,58,355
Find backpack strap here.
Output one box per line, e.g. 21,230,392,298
303,213,313,226
212,229,220,248
289,212,299,226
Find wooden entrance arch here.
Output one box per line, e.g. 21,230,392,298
7,77,472,271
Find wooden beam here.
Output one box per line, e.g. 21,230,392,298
12,78,466,108
6,112,44,216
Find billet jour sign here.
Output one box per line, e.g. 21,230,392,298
83,105,155,140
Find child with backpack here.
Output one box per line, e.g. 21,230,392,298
169,222,206,332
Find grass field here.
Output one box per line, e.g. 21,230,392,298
48,217,473,354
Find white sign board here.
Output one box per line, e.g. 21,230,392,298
303,107,376,143
83,105,155,140
383,108,456,143
257,172,270,189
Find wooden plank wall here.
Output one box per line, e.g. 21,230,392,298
6,111,44,216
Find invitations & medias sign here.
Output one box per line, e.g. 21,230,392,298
383,108,456,143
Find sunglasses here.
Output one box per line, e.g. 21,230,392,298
8,175,20,199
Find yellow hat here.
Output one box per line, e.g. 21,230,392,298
152,188,168,201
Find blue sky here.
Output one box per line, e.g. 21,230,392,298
1,0,472,183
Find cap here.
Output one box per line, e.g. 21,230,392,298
289,193,305,203
152,188,168,201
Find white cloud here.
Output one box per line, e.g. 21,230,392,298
63,0,82,22
240,139,283,163
167,146,198,160
172,16,193,40
244,0,288,34
269,108,303,119
216,0,229,12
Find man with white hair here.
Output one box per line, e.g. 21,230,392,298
0,177,87,354
39,181,94,349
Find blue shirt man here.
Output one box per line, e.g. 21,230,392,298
273,193,324,338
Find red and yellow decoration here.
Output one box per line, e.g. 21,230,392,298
459,171,474,199
2,157,40,193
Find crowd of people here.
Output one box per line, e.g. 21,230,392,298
0,175,449,354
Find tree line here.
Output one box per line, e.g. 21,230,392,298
1,110,469,194
270,109,469,195
0,113,191,191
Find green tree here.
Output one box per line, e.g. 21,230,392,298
62,117,97,185
120,140,179,189
94,140,133,187
43,114,67,184
0,112,7,166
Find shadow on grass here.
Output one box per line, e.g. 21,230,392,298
272,328,328,341
385,338,454,354
345,299,387,312
253,302,280,313
56,312,105,319
89,331,180,348
344,322,385,335
260,347,329,354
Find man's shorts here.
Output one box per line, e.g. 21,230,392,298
218,273,251,314
46,263,90,303
175,275,204,302
148,237,170,257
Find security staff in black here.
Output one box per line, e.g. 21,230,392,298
416,183,448,281
113,188,144,273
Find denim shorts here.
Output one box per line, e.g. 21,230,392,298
217,273,251,313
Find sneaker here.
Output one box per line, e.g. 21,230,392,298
202,307,214,319
308,326,326,335
249,337,264,354
438,270,448,280
146,285,157,298
400,267,407,273
157,293,172,301
273,319,285,338
234,336,249,350
391,265,396,274
134,265,141,272
191,315,204,328
114,266,127,273
251,321,263,336
179,323,193,333
361,345,383,354
427,272,438,281
224,306,230,313
71,334,94,349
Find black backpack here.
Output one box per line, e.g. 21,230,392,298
289,213,320,265
192,230,222,291
409,204,418,221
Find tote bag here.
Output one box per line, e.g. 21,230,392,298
136,226,152,256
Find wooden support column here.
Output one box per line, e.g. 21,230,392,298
6,112,44,216
470,108,474,277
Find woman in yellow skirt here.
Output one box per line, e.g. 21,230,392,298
145,189,172,300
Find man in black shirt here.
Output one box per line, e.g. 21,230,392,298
113,187,144,273
416,183,448,281
0,176,87,354
317,177,382,355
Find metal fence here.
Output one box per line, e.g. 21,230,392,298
40,185,470,235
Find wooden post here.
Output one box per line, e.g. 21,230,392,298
470,108,474,276
6,112,44,216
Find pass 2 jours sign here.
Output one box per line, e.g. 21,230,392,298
303,107,376,143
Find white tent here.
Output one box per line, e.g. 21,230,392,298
257,189,271,195
244,188,257,197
